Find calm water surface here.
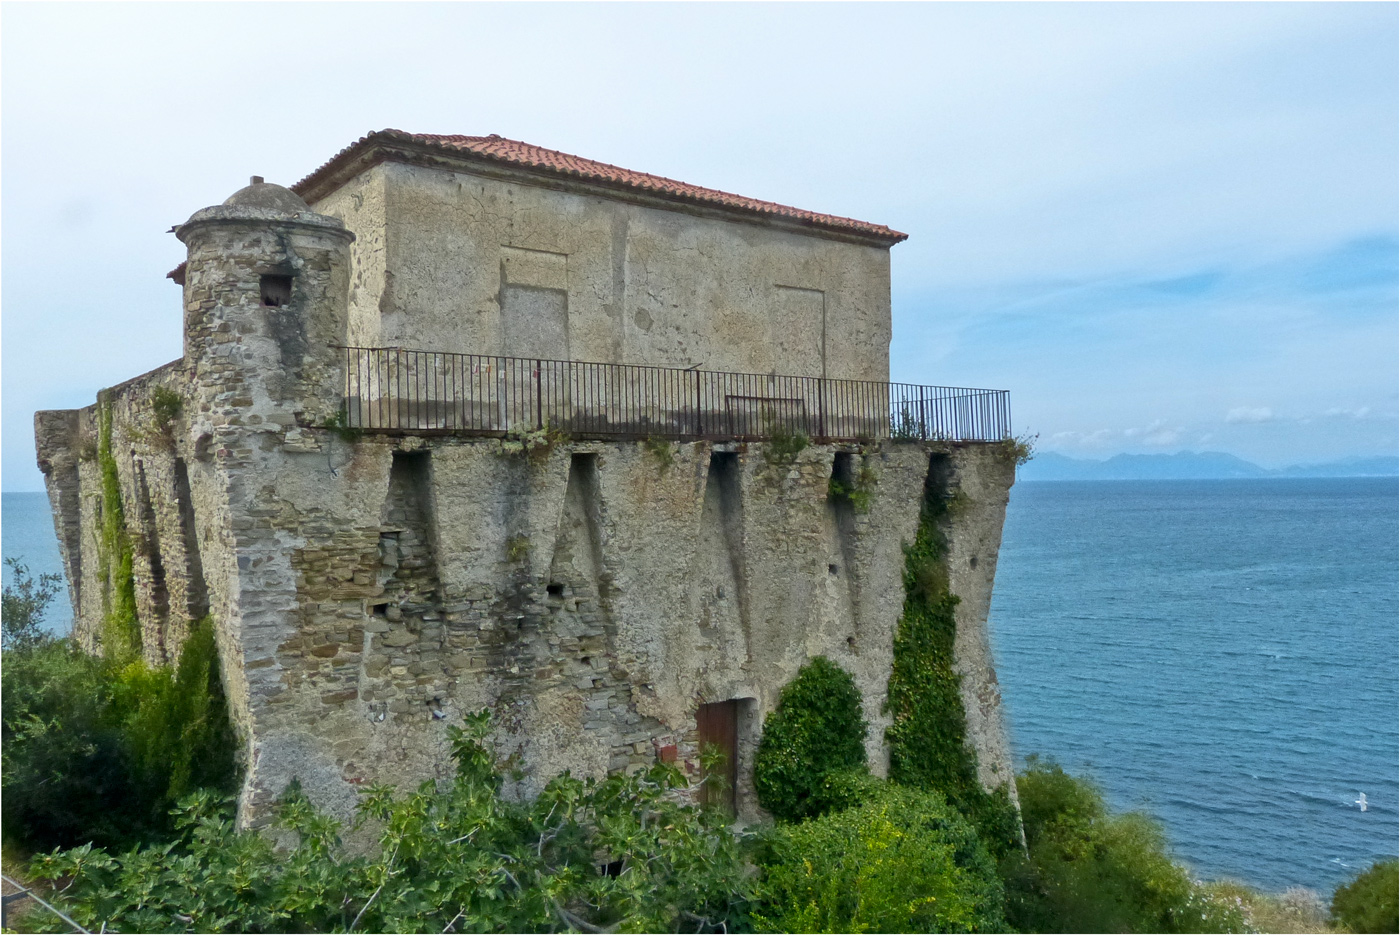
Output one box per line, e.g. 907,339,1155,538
991,478,1398,893
4,481,1397,892
2,492,72,634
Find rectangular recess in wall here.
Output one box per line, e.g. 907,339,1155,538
500,246,570,360
501,245,568,291
773,285,825,378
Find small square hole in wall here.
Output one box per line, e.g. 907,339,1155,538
546,582,564,597
371,603,389,617
260,274,292,308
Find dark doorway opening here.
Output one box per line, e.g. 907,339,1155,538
697,700,739,814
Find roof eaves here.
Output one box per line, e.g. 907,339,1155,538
291,130,909,247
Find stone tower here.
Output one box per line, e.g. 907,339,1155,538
178,176,354,416
36,135,1021,829
173,179,357,821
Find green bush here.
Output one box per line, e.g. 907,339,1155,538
752,783,1006,933
112,618,238,810
26,711,752,934
2,559,63,652
1001,757,1247,933
2,641,136,849
149,385,184,432
753,656,869,821
2,617,236,852
885,472,1022,856
762,424,810,476
1331,859,1399,933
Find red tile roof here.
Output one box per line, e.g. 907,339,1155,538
292,129,907,245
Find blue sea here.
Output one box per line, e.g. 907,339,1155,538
3,479,1397,892
992,478,1398,894
2,492,73,635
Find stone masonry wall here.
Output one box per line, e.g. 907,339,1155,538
37,402,1019,826
35,361,209,665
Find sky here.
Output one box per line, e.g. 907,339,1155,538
2,2,1396,491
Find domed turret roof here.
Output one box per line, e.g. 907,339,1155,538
176,175,351,243
222,176,310,214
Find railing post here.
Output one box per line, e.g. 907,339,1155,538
535,360,543,430
343,346,351,428
818,377,827,441
694,369,703,437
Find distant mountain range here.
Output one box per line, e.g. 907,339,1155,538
1019,451,1399,481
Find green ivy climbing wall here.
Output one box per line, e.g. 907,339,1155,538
884,457,1021,856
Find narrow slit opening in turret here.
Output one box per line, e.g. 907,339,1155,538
260,274,292,308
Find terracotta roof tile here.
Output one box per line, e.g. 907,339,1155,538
292,129,907,245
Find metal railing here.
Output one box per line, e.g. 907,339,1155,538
339,346,1010,443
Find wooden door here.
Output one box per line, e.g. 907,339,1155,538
696,700,738,813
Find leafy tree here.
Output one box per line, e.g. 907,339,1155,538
26,710,754,934
753,657,868,821
2,641,137,848
752,783,1006,933
2,616,236,852
2,558,63,652
1331,859,1399,934
1000,757,1247,933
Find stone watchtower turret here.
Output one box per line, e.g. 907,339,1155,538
172,179,360,822
177,177,355,427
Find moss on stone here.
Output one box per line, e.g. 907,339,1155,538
97,393,142,663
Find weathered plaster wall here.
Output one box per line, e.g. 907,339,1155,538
309,162,893,381
312,170,387,350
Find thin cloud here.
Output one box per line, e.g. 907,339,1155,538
1050,422,1184,449
1124,420,1184,446
1226,407,1274,424
1144,427,1182,446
